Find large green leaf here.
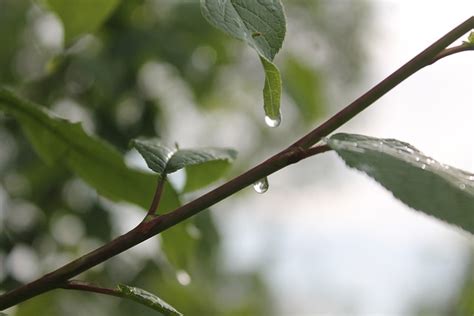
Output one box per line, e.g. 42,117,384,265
161,221,197,270
131,138,237,191
183,160,232,193
200,0,286,124
0,87,179,213
328,133,474,233
283,56,326,124
117,284,182,316
44,0,119,43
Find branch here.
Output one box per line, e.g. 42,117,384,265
300,144,332,159
60,280,122,298
0,16,473,311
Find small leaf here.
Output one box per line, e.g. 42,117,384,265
44,0,119,43
131,138,237,178
117,284,182,316
130,139,175,176
200,0,286,123
260,56,282,123
329,133,474,234
0,88,179,213
468,31,474,44
166,148,237,174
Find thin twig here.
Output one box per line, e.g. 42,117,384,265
60,280,122,298
301,144,332,159
428,43,474,65
146,176,166,217
0,16,472,311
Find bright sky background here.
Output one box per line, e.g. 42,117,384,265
215,2,474,315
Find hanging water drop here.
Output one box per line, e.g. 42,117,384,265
264,113,281,128
253,177,269,194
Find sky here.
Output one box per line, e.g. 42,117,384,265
215,1,474,315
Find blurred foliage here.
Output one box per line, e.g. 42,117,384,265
0,0,376,315
452,255,474,315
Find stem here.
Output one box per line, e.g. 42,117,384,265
0,16,473,311
60,280,122,298
291,16,474,149
427,43,474,65
146,176,166,217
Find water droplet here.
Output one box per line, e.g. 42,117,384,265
176,270,191,286
264,113,281,128
415,156,420,162
253,177,269,194
459,183,466,190
421,164,426,170
469,176,474,181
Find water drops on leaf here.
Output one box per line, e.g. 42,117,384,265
253,177,269,194
328,133,474,234
264,113,281,128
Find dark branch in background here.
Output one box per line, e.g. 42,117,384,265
0,16,473,311
60,280,122,298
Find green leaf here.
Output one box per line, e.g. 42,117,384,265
183,160,232,193
131,138,237,180
200,0,286,122
260,56,282,123
44,0,119,43
283,56,326,123
329,133,474,234
167,148,237,174
468,31,474,44
117,284,183,316
0,87,179,213
130,139,175,176
161,221,197,270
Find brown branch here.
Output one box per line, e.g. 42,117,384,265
60,280,122,298
301,144,332,159
0,16,473,311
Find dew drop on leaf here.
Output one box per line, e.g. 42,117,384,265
253,177,269,194
264,113,281,128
